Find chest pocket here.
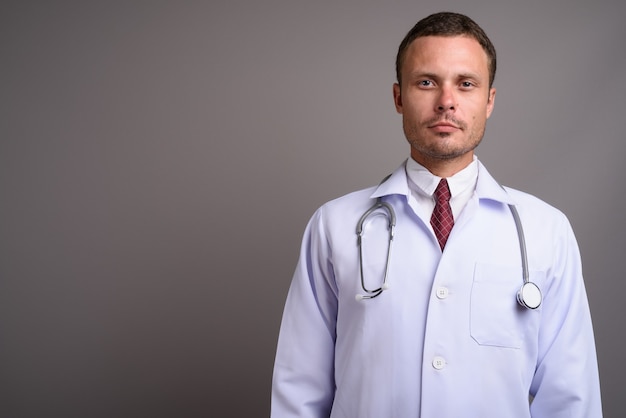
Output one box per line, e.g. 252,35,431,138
470,263,543,349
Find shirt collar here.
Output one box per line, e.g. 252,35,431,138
405,156,478,198
370,158,515,205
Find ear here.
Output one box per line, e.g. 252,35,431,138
393,83,403,114
486,87,496,119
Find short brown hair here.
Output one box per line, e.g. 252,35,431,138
395,12,497,87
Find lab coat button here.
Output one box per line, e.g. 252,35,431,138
432,356,446,370
436,287,449,299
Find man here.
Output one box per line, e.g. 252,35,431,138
271,12,602,417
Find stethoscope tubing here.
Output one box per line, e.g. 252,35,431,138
355,199,395,300
355,194,542,309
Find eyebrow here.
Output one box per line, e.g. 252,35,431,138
407,71,437,80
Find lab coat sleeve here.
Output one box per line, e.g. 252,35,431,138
529,214,602,417
271,207,338,417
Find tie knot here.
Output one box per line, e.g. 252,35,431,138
434,178,451,203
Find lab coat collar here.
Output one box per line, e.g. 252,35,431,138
370,159,516,205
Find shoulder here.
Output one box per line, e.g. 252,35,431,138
301,185,385,244
320,162,409,216
503,186,566,217
476,160,566,222
323,187,377,211
502,186,574,238
311,186,379,229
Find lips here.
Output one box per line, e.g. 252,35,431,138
429,118,460,129
429,122,460,133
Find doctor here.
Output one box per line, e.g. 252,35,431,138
271,12,602,418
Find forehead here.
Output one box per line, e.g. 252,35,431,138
402,35,490,77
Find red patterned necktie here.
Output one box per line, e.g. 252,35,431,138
431,178,454,250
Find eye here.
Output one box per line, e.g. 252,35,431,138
418,80,434,88
460,81,475,89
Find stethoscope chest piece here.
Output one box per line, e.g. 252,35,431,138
517,282,542,309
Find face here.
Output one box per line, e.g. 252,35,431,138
393,36,496,176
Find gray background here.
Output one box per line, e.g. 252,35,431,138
1,0,624,417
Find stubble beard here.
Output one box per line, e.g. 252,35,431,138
404,116,486,162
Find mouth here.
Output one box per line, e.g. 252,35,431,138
429,122,461,133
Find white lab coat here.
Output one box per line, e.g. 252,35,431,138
271,160,602,418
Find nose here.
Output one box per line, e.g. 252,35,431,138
436,86,456,112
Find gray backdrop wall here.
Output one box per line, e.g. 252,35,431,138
2,0,624,416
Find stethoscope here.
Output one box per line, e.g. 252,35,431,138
355,193,542,310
